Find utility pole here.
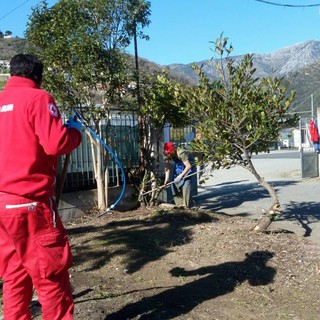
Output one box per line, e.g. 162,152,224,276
133,17,145,170
133,22,141,107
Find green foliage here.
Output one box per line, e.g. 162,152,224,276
0,79,6,90
25,0,151,119
130,70,193,206
25,0,151,210
140,71,190,129
182,35,298,170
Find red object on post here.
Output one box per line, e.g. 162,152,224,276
310,119,319,143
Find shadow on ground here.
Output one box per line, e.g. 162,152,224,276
104,250,276,320
195,179,299,213
68,210,217,274
280,201,320,238
195,179,320,239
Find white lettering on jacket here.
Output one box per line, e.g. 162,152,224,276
0,104,14,112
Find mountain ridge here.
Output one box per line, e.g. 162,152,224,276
1,38,320,115
165,40,320,114
166,40,320,84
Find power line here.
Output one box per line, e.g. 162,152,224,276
290,88,320,115
0,0,33,23
292,88,320,106
291,95,312,111
254,0,320,7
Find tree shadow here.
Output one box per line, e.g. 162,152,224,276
195,179,299,214
68,210,217,273
196,178,320,239
277,201,320,238
105,250,276,320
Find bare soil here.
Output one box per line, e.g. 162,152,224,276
14,207,320,319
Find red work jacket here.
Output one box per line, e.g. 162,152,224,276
0,76,82,200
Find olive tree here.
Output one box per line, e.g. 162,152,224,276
183,35,298,231
25,0,151,211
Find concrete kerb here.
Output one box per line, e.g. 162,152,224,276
58,185,139,222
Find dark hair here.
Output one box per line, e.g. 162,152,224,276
10,54,44,86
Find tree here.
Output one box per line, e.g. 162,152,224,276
25,0,151,211
182,35,298,231
134,71,190,206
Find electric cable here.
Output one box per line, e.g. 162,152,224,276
0,0,34,22
289,88,320,114
254,0,320,8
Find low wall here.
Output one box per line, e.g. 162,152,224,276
58,185,139,222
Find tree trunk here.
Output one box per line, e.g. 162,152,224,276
148,126,162,206
96,142,106,211
244,158,281,232
88,131,106,211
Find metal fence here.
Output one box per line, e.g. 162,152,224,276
164,124,195,148
58,112,197,192
58,110,139,192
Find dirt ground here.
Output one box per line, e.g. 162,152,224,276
5,206,320,319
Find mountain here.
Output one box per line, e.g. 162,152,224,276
166,40,320,85
165,40,320,115
2,38,320,82
2,38,320,115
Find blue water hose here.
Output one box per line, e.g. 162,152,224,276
74,110,126,214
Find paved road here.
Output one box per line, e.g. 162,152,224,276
195,149,320,244
252,150,300,159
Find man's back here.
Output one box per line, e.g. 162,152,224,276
0,76,80,199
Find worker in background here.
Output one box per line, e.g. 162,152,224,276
163,142,195,208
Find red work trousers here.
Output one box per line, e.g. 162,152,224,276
0,193,74,320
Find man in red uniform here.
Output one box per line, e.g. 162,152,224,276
0,54,82,319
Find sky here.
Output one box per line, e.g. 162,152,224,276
2,0,320,65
